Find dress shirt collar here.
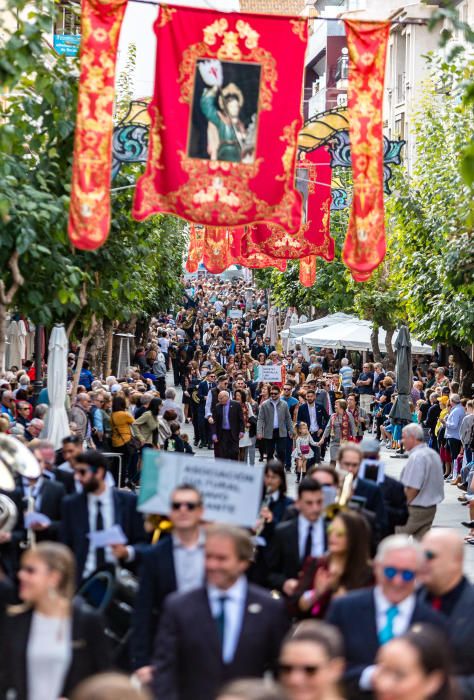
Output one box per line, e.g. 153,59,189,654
374,585,416,617
173,529,206,550
270,490,280,503
87,484,111,506
408,443,425,455
208,574,247,603
298,513,319,532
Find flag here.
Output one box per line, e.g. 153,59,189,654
185,224,205,273
342,20,390,281
132,5,308,234
299,255,317,287
68,0,128,250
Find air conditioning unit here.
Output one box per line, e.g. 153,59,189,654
337,93,348,107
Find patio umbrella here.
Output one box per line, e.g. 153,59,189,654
389,325,413,424
44,324,70,449
265,306,278,347
6,320,22,370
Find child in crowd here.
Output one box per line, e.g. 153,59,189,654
292,422,319,483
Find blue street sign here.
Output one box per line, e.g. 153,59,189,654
53,34,81,57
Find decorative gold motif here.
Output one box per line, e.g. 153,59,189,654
203,19,228,46
156,4,176,28
235,20,260,49
290,18,307,42
217,32,242,61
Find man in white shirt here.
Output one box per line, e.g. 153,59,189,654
327,535,446,698
153,524,288,700
397,423,445,539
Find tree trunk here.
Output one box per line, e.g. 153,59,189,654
385,329,396,370
71,315,98,401
104,321,115,378
371,324,383,362
450,345,474,398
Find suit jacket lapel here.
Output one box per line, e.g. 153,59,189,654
199,588,222,660
163,536,177,591
113,489,123,527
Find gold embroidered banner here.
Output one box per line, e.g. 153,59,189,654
185,224,205,273
133,5,307,233
299,255,317,287
68,0,128,250
342,19,390,282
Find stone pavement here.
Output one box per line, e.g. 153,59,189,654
171,372,474,579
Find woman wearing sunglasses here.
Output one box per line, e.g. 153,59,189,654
0,542,111,700
293,509,373,619
374,624,457,700
278,620,346,700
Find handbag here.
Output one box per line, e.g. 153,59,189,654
239,431,253,448
300,444,310,455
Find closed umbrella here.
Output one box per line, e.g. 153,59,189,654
7,320,22,370
265,306,278,347
44,324,70,450
389,325,413,426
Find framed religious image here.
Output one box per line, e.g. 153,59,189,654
188,58,262,164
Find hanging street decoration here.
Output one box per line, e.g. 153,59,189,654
132,5,308,233
342,19,390,282
68,0,129,251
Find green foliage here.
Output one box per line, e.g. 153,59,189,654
387,54,474,346
115,42,137,122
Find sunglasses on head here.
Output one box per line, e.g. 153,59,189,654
171,501,201,511
383,566,416,582
278,663,320,677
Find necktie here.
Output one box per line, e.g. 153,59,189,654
431,595,442,611
95,500,106,569
378,605,399,645
214,595,227,650
303,523,313,561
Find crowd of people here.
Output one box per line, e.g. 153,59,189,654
0,272,472,700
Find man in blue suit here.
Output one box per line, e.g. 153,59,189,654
60,451,147,585
130,484,205,685
327,535,446,700
297,389,328,466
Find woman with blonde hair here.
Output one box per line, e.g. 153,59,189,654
0,542,111,700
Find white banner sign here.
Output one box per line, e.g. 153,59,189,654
228,309,243,319
257,365,282,383
138,451,264,527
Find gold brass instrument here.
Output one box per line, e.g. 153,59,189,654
324,472,354,520
0,435,41,538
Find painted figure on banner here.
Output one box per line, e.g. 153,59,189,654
193,59,259,164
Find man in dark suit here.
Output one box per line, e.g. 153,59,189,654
211,391,244,461
337,443,388,545
153,524,289,700
267,478,326,595
130,484,205,685
60,450,147,583
297,389,328,465
359,438,408,537
327,535,446,699
18,445,66,542
197,371,216,448
36,439,76,494
420,529,474,699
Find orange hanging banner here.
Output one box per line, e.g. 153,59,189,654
68,0,128,250
202,227,232,274
299,255,317,287
185,224,205,273
342,20,390,282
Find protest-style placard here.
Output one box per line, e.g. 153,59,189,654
257,365,282,383
228,309,243,319
138,452,264,528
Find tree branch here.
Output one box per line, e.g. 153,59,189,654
0,252,25,306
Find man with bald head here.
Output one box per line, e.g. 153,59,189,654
211,390,244,461
420,528,474,699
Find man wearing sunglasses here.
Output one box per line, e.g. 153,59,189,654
131,484,205,686
60,450,147,584
327,534,446,699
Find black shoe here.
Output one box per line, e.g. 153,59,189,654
193,440,199,447
296,474,300,483
458,483,468,491
207,444,213,450
461,521,474,528
198,442,205,449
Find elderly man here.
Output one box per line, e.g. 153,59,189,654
24,417,44,442
397,423,445,539
161,387,184,424
420,529,474,699
445,394,466,467
70,392,93,446
256,386,294,463
0,390,15,421
327,535,446,699
211,390,244,461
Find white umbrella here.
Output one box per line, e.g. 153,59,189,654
281,313,358,347
265,307,278,347
44,324,70,449
6,320,22,370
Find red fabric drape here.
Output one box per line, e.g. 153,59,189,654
68,0,128,250
299,255,317,287
342,20,390,281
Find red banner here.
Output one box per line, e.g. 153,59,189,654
185,224,205,273
132,5,307,233
231,228,287,272
68,0,128,250
342,20,390,281
299,255,317,287
202,227,232,274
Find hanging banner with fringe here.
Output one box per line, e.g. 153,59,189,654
68,0,128,250
185,224,205,273
132,4,307,233
342,19,390,282
299,255,317,287
231,227,287,272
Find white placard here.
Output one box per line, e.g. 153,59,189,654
228,309,243,319
257,365,282,383
138,452,264,527
87,524,128,548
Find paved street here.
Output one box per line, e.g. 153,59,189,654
175,372,474,580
